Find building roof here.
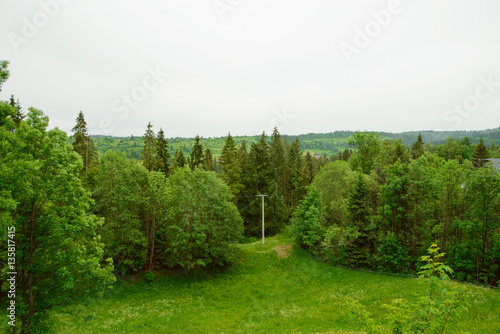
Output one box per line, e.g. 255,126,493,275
490,158,500,171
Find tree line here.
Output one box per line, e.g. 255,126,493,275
290,132,500,286
90,129,500,162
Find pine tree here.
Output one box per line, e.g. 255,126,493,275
156,128,170,175
71,111,98,185
204,147,214,171
141,122,158,172
189,135,204,170
411,133,424,159
491,141,497,152
472,138,490,168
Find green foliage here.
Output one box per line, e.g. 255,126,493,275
9,94,25,127
159,167,244,272
144,270,157,282
50,235,500,334
93,150,149,274
141,122,158,172
238,133,272,236
288,137,308,210
378,161,411,237
144,171,169,271
348,244,469,334
451,165,500,285
0,60,8,91
411,133,425,159
203,147,214,171
310,160,353,226
290,187,323,253
375,232,411,274
472,138,490,168
71,111,99,186
348,131,381,174
89,129,500,164
173,148,186,169
189,135,204,170
268,128,290,232
156,128,170,175
1,108,115,332
220,133,242,197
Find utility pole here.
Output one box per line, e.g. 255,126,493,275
256,194,268,244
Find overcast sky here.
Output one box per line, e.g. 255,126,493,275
1,0,500,137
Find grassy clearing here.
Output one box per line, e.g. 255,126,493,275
53,234,500,333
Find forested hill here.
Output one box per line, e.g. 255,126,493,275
91,127,500,159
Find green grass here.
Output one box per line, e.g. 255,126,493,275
52,234,500,333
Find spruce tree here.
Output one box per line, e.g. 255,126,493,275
189,135,204,170
9,94,25,127
204,147,214,171
288,137,308,210
220,133,242,197
237,139,248,167
472,138,490,168
156,128,170,175
411,133,424,159
268,127,290,232
141,122,158,172
239,133,272,236
304,150,319,183
461,136,471,147
71,111,98,184
173,148,186,168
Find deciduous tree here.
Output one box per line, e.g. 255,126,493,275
1,108,115,332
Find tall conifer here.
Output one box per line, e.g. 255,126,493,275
156,128,170,175
141,122,158,172
472,138,490,168
189,135,204,170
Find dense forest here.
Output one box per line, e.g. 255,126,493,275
1,61,500,333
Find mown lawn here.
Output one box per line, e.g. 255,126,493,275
52,234,500,333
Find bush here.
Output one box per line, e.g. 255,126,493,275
347,244,469,333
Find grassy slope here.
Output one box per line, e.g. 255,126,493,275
53,235,500,333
